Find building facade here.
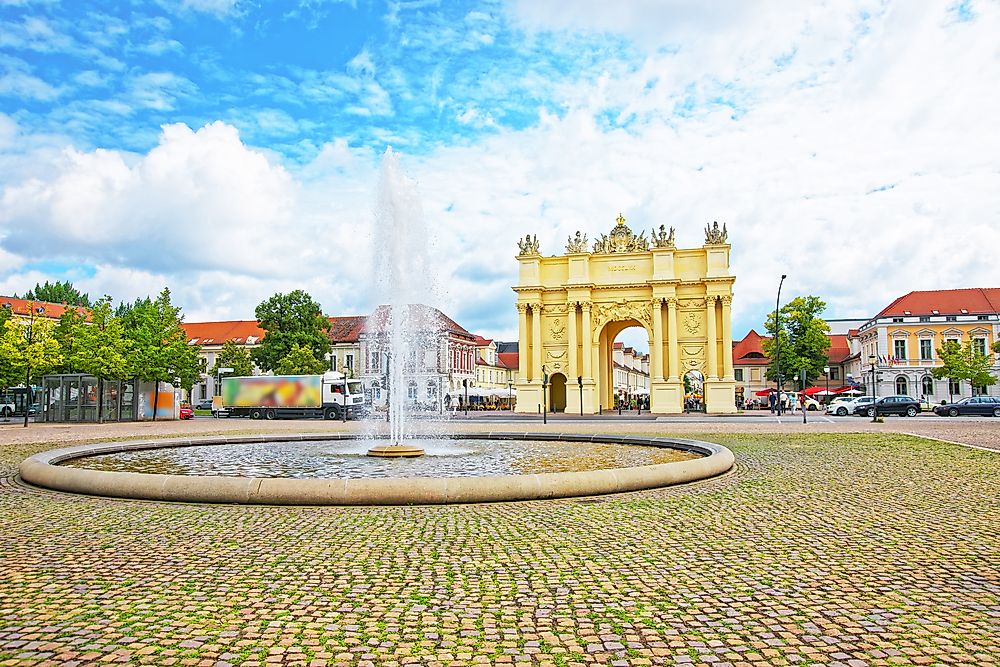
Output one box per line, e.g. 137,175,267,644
853,288,1000,401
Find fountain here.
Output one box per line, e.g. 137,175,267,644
19,148,736,505
366,148,434,458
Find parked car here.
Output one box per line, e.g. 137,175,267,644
800,395,821,411
854,395,920,417
933,396,1000,417
828,395,873,416
194,398,214,410
179,404,194,420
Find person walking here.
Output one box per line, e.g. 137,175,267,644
799,393,808,423
769,391,776,415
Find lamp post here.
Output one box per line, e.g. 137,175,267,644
542,365,548,425
463,378,468,416
508,381,513,412
577,375,583,417
869,354,878,422
823,366,830,405
774,274,787,415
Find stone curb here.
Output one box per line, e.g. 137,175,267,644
19,432,735,506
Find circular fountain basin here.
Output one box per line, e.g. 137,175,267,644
19,432,734,505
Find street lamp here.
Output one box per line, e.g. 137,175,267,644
823,366,830,405
508,381,513,412
868,354,878,422
774,274,787,415
577,375,584,417
542,365,548,425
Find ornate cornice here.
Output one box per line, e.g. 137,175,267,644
593,214,649,254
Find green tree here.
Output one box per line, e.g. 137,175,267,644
0,318,63,389
210,340,254,378
20,280,91,307
125,288,202,419
932,339,997,401
761,296,831,387
275,343,328,375
52,306,89,373
253,290,330,372
72,297,134,422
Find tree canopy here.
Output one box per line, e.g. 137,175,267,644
253,290,330,372
932,339,997,398
760,295,831,387
210,340,254,378
275,343,328,375
123,288,202,393
18,280,91,307
0,318,62,388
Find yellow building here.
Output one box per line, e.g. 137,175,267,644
513,216,736,414
852,288,1000,400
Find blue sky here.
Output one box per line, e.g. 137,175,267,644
1,0,999,350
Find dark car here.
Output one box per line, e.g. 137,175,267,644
854,395,920,417
933,396,1000,417
194,398,214,410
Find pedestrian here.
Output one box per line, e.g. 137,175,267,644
768,391,776,414
799,393,808,422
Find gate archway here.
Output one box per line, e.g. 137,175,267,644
549,373,567,412
513,215,737,414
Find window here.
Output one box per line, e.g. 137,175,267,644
973,384,987,396
369,350,380,372
978,315,990,321
895,376,908,396
919,339,932,360
973,338,987,356
427,381,437,399
949,379,961,396
921,376,934,397
330,355,337,371
734,369,744,382
892,317,903,323
945,315,957,322
893,339,907,360
407,382,418,401
918,316,930,323
830,367,840,380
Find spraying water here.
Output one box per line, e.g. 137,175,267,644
370,148,439,445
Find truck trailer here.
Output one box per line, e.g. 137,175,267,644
221,372,364,420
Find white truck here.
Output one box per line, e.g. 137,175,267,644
221,371,365,420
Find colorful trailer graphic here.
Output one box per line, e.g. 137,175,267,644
223,375,323,409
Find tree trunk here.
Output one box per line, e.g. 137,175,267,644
152,380,159,422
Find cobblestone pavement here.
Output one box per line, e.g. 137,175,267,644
1,422,997,666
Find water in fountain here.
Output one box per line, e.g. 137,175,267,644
369,148,441,448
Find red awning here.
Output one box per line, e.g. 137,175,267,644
802,386,827,396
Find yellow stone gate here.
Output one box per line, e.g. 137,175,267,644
513,216,737,414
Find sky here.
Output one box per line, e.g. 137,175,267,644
1,0,998,353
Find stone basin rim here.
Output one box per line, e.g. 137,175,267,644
19,432,735,506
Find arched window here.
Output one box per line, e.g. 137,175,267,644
921,376,933,397
895,376,908,396
407,381,418,401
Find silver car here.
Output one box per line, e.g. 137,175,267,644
827,395,875,416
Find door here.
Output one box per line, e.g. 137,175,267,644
549,373,567,413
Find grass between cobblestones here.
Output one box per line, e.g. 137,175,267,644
0,431,997,667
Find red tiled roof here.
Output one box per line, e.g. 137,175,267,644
0,297,89,321
877,288,1000,317
474,335,493,346
497,352,519,369
733,329,850,366
362,304,474,340
613,342,623,349
475,358,488,366
182,320,265,345
328,315,365,342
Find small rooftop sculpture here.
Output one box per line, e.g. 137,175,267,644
651,224,676,248
566,231,589,253
517,234,540,256
704,221,728,244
